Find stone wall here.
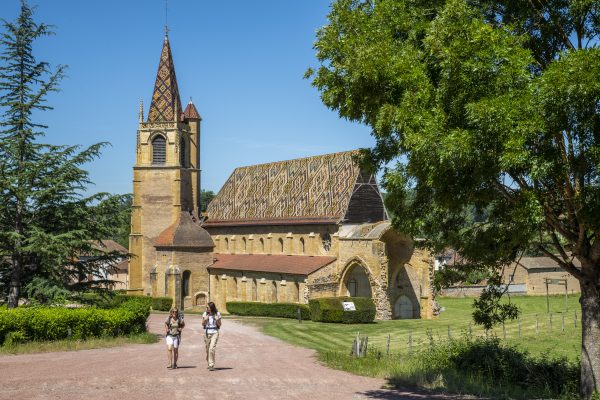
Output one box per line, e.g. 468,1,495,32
209,268,307,313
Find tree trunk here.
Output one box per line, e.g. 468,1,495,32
7,255,22,309
580,282,600,399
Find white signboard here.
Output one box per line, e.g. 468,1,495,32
342,301,356,311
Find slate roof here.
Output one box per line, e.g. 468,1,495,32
516,256,581,271
209,254,336,275
205,150,386,227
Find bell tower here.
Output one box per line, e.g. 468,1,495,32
128,33,202,295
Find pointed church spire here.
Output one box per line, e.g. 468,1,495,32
147,35,182,122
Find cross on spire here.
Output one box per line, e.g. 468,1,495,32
164,0,169,36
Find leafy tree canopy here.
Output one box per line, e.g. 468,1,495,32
0,1,125,307
308,0,599,397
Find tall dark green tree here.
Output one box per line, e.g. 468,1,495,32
308,0,599,397
200,189,215,213
0,1,123,307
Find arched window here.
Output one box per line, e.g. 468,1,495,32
278,238,284,253
224,237,229,252
242,237,247,252
299,238,305,254
252,278,258,301
259,238,265,253
182,270,191,297
179,137,186,167
322,232,331,251
152,135,166,165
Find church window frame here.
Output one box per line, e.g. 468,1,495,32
179,136,186,167
278,238,284,253
182,270,191,297
151,134,167,165
299,237,305,254
259,238,265,253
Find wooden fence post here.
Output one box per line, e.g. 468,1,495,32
386,334,390,356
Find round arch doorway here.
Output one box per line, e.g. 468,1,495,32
342,262,372,298
394,295,414,319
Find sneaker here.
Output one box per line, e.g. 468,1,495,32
167,365,172,369
173,364,177,369
208,366,215,371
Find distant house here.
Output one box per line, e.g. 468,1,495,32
78,240,129,290
503,256,580,295
438,251,581,296
434,248,460,271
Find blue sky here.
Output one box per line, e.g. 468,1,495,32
1,1,375,195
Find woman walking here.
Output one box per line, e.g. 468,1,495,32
165,307,185,369
202,302,222,371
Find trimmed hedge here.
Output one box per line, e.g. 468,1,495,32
226,301,310,320
309,297,375,323
0,297,151,345
151,297,173,312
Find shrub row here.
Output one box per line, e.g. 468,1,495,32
79,293,172,311
226,302,310,320
0,297,151,345
151,297,173,312
309,297,375,323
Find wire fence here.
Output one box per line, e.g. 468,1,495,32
350,310,582,357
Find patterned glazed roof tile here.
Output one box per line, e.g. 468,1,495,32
209,254,336,275
147,36,183,122
206,151,362,223
202,216,339,227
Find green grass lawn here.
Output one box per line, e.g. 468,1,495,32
232,294,582,362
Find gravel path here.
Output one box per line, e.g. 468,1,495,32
0,314,471,400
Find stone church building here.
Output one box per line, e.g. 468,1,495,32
128,34,434,320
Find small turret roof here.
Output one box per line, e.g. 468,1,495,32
155,212,214,249
147,35,183,122
183,100,201,120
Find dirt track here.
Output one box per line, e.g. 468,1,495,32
0,314,471,400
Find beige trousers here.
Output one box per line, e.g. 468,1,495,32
204,331,219,368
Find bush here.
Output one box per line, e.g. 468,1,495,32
226,302,310,320
388,336,579,399
151,297,173,312
309,297,375,323
0,297,151,345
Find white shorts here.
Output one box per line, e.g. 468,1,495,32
166,335,180,348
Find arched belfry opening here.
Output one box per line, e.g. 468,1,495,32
152,135,166,165
341,261,372,298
